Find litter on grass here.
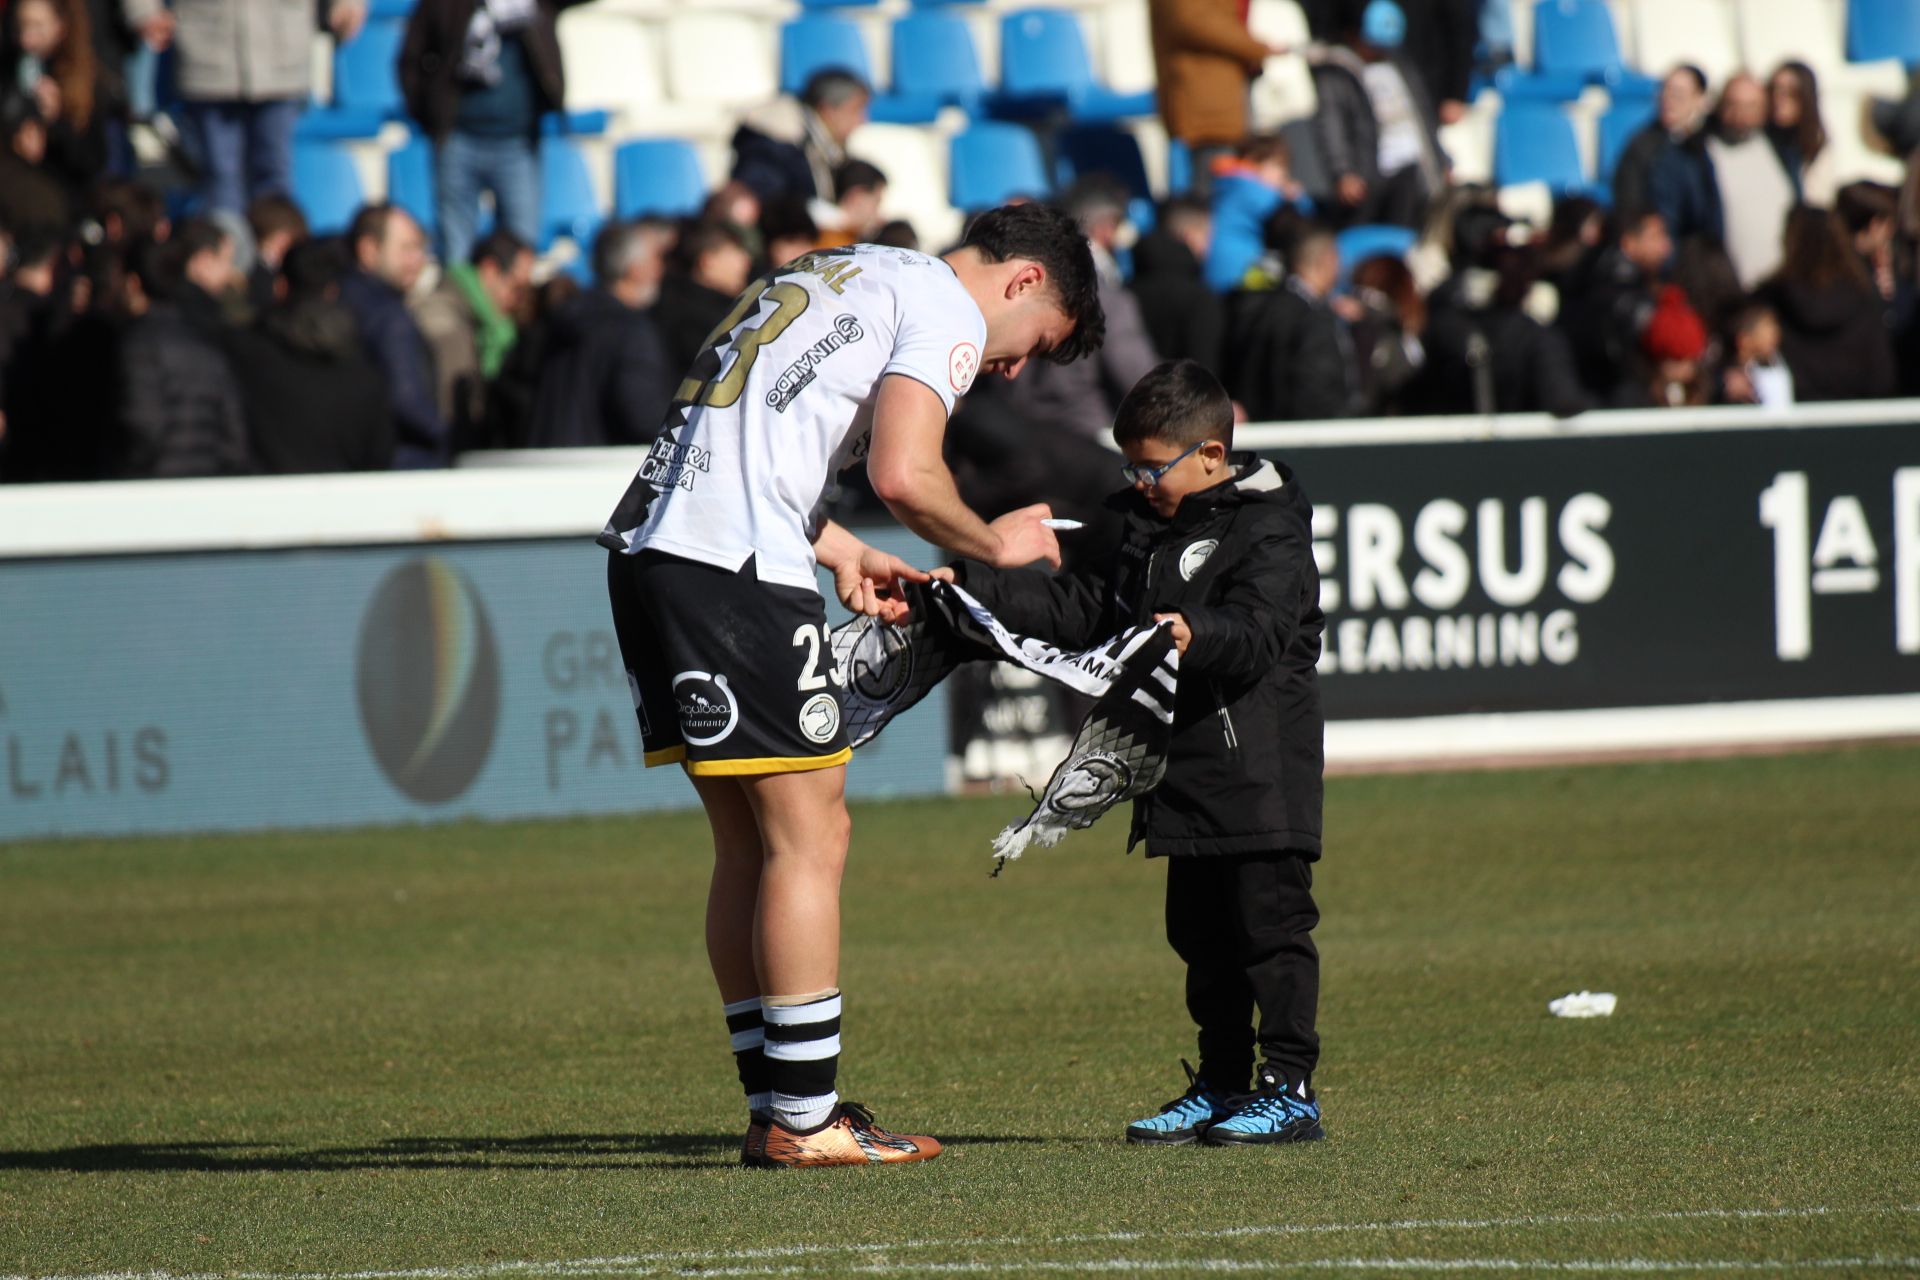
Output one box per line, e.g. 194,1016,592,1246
1549,990,1618,1018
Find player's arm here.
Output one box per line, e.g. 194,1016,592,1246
865,373,1061,571
812,518,929,624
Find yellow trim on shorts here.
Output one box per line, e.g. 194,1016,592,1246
686,747,853,777
644,745,688,768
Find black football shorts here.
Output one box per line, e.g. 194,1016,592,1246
607,547,851,776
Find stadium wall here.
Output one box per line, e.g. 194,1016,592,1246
3,402,1916,840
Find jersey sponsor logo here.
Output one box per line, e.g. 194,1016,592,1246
766,314,866,413
639,439,713,492
798,692,841,744
1179,539,1219,581
672,671,738,746
949,342,980,395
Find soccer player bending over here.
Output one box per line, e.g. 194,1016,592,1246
944,360,1328,1146
599,205,1106,1167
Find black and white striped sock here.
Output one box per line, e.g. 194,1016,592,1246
763,990,841,1130
723,997,772,1114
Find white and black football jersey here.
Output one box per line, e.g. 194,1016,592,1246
599,245,988,593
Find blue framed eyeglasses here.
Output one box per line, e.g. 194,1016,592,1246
1120,440,1215,487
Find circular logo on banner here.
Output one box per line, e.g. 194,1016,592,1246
849,623,914,704
356,557,502,805
1179,539,1220,581
799,693,842,744
673,671,738,746
949,342,980,394
1047,752,1134,813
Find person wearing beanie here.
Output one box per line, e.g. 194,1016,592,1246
1638,284,1711,407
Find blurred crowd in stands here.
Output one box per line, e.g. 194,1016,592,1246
3,0,1920,487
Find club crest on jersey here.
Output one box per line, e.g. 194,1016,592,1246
798,692,841,744
1178,539,1219,581
639,439,712,492
766,314,865,413
673,671,738,746
949,342,980,394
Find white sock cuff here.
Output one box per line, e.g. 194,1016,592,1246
722,996,764,1018
763,993,841,1026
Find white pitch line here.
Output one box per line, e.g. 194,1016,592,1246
7,1204,1917,1280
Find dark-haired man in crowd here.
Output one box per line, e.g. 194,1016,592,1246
1559,209,1673,404
340,203,447,468
599,202,1105,1168
1611,64,1708,223
414,227,533,446
1224,220,1360,420
225,239,394,473
528,219,673,448
652,220,755,379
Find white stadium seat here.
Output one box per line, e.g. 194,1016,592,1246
1628,0,1740,89
1247,0,1316,128
664,12,779,110
558,11,726,137
1734,0,1907,97
845,122,964,250
1097,0,1158,98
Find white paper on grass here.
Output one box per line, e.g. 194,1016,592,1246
1548,991,1618,1018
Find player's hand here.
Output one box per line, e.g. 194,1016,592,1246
835,546,929,625
1153,612,1192,654
987,503,1062,570
928,566,956,583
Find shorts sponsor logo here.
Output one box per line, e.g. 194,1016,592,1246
673,671,739,746
1179,539,1219,581
767,314,864,413
638,439,712,492
949,342,980,394
798,692,841,744
1045,750,1132,813
356,557,501,804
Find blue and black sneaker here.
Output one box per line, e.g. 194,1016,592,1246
1125,1060,1235,1146
1203,1064,1325,1146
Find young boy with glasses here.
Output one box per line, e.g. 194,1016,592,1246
943,358,1327,1145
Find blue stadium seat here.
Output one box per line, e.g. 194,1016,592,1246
1531,0,1623,81
540,137,602,251
799,0,879,6
1055,125,1150,199
1492,64,1587,102
1335,224,1418,288
995,8,1154,122
387,135,436,235
950,122,1051,210
1495,103,1591,193
1597,97,1654,189
298,17,407,137
368,0,413,19
613,138,707,220
1848,0,1920,63
291,142,365,235
888,11,987,119
780,15,875,97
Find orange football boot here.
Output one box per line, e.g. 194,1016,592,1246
745,1102,942,1168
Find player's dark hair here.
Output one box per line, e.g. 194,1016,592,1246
1112,359,1234,451
960,202,1105,365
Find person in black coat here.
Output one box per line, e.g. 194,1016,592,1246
650,220,754,382
1758,204,1897,402
1130,197,1224,372
1612,65,1707,224
1308,2,1448,229
116,223,252,478
730,69,870,206
947,360,1327,1142
1558,209,1674,403
527,219,674,447
340,203,449,468
1222,221,1360,421
223,239,394,473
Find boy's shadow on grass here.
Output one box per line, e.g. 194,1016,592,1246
0,1132,1052,1174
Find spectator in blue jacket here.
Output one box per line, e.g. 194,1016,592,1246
340,203,449,469
1206,135,1315,292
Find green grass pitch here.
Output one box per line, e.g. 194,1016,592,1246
2,744,1917,1279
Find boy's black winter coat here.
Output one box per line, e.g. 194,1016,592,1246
952,455,1324,859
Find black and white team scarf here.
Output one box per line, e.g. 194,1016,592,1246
829,581,1179,872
